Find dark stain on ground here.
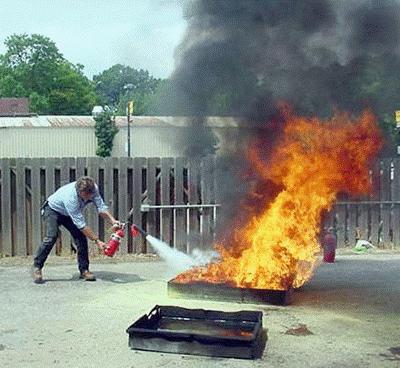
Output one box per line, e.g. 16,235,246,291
285,324,313,336
380,347,400,361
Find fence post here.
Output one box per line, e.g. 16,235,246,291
380,159,392,246
0,159,12,256
118,157,129,254
15,158,27,255
132,157,145,253
161,158,173,246
188,159,200,253
370,161,381,245
392,158,400,246
174,157,187,252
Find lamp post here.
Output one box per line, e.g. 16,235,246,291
127,100,134,157
123,83,134,157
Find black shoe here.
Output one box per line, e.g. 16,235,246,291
79,270,96,281
33,268,44,284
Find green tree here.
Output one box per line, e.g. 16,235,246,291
93,64,162,115
0,33,98,114
94,111,119,157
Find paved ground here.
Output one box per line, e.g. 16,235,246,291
0,251,400,368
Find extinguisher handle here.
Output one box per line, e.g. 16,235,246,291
112,222,125,231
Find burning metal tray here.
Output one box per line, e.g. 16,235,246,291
126,305,266,359
168,279,293,306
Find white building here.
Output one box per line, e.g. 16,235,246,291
0,115,248,158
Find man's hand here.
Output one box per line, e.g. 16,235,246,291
96,239,107,250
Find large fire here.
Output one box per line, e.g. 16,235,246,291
176,108,383,290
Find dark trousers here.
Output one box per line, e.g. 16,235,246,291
33,205,89,272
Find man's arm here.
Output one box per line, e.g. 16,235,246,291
80,226,99,242
80,226,106,248
99,210,120,227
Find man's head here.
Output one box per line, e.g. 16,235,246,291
76,176,96,200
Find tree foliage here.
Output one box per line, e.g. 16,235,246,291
0,34,98,114
93,64,162,115
94,111,119,157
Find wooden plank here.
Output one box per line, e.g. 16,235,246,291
210,156,217,244
118,157,129,254
132,158,145,253
370,204,381,245
392,158,400,246
358,204,369,242
45,158,56,198
347,204,357,247
15,159,27,255
145,157,160,253
104,157,114,214
0,159,12,256
102,157,114,245
161,158,173,246
87,157,100,238
60,158,72,186
126,157,134,253
60,158,73,255
97,158,106,242
31,158,42,255
76,157,86,179
188,159,200,253
200,156,213,250
369,161,381,245
213,156,223,239
380,159,391,246
25,159,33,255
174,157,187,253
52,157,63,255
334,204,346,247
44,158,57,255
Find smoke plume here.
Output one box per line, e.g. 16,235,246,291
158,0,400,234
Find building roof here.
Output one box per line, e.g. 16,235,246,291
0,116,242,128
0,98,30,116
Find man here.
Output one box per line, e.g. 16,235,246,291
33,176,120,284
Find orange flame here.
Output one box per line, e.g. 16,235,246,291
176,108,383,290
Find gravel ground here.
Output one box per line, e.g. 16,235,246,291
0,250,400,368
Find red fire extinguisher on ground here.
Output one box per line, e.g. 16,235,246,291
322,227,337,263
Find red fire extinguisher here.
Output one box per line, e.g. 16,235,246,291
103,226,125,257
101,223,146,257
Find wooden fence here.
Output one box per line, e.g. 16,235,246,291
0,157,399,257
325,158,400,248
0,157,219,257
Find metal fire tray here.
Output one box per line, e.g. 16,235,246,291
126,305,266,359
168,279,293,306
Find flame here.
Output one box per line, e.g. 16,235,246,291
176,108,383,290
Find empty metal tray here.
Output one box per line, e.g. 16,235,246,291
126,305,266,359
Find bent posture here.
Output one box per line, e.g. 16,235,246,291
33,176,119,283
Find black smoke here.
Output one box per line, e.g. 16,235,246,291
154,0,400,237
156,0,400,146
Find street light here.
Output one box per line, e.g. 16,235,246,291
123,84,134,157
127,100,134,157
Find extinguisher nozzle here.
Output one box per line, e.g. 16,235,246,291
130,224,148,238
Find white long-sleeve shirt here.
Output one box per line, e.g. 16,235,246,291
47,182,108,229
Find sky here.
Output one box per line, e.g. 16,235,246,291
0,0,187,79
